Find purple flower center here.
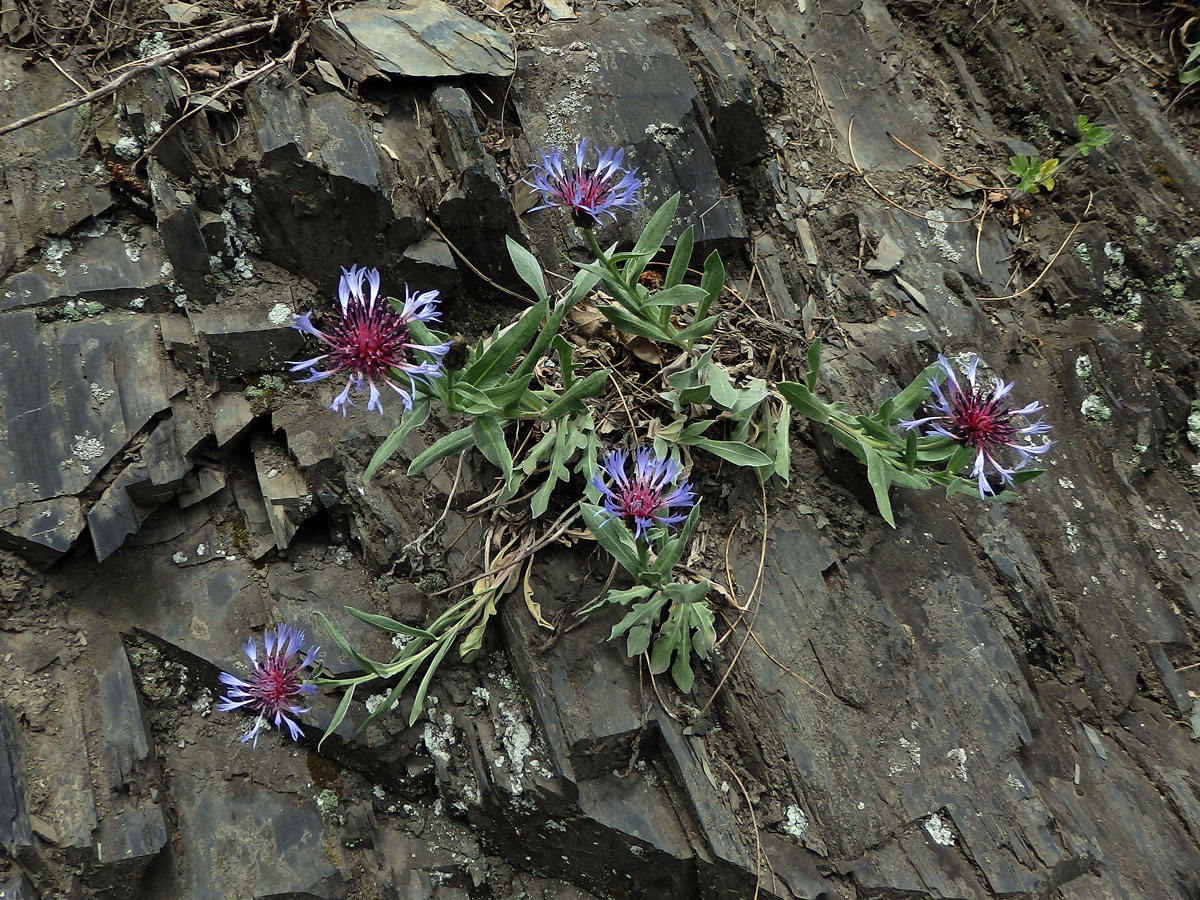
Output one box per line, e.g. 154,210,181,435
287,265,452,416
216,623,319,746
900,354,1053,498
945,388,1018,452
524,139,642,227
592,447,695,539
328,301,412,381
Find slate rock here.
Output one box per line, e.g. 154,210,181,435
430,85,524,300
513,8,745,250
169,775,341,900
147,159,213,301
235,74,420,284
87,463,154,563
0,497,86,569
0,311,181,548
251,434,313,550
0,54,113,277
683,25,769,173
189,307,305,384
85,644,168,887
0,222,174,312
313,0,515,81
0,704,31,857
399,236,460,302
212,392,256,449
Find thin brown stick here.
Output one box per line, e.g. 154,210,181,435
718,757,763,900
135,30,305,168
847,117,982,225
0,18,274,137
423,218,533,305
698,483,768,717
607,370,640,437
979,192,1093,302
47,56,88,93
888,132,993,193
719,611,835,702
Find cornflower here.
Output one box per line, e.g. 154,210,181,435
900,355,1053,498
525,139,642,227
592,447,695,539
288,265,452,415
216,623,319,747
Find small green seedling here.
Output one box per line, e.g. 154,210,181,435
1074,116,1111,156
1007,155,1059,194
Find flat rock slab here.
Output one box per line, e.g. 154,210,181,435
0,310,182,510
317,0,515,80
0,222,173,312
513,6,746,247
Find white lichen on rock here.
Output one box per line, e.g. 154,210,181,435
268,302,294,325
924,813,955,845
783,805,809,840
1080,394,1112,423
72,434,105,461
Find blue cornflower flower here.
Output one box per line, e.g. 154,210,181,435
216,623,319,747
592,447,695,539
900,355,1054,498
288,265,453,416
524,139,642,227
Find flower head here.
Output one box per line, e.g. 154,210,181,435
592,447,695,539
288,265,453,416
524,139,642,227
216,623,319,747
900,355,1054,498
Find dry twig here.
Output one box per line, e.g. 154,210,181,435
0,18,275,137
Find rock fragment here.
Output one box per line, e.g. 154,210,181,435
312,0,515,80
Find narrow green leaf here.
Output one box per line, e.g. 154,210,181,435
622,193,681,283
805,339,822,391
318,684,356,751
598,304,679,344
550,333,576,388
344,607,437,640
609,594,669,655
778,381,830,424
540,369,609,421
506,236,548,301
678,384,712,406
863,445,896,527
408,427,475,476
364,398,431,482
465,298,549,387
471,417,514,485
662,579,711,605
890,361,944,420
315,611,381,676
640,284,709,309
651,505,700,576
409,638,455,726
702,362,739,409
729,378,770,415
581,503,643,577
673,315,721,342
665,225,694,289
887,466,931,490
697,250,725,320
904,429,918,471
530,424,572,518
689,437,772,468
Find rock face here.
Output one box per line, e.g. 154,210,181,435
1,0,1200,898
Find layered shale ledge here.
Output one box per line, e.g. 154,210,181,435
2,0,1200,898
